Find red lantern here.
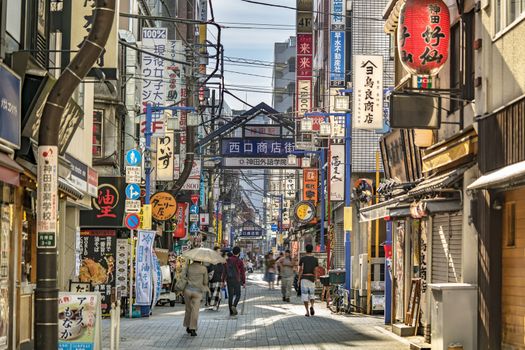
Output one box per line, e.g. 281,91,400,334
397,0,450,76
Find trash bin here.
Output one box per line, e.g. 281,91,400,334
328,269,345,284
429,283,477,350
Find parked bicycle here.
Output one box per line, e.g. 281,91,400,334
328,284,350,314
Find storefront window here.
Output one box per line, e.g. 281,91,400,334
0,183,14,349
92,110,103,158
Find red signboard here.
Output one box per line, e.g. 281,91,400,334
173,202,188,239
397,0,450,76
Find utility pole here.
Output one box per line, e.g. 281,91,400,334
35,1,115,348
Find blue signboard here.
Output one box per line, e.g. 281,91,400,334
271,224,278,232
125,183,141,200
126,149,142,166
190,222,199,233
0,64,20,149
330,31,345,87
189,205,199,214
221,138,296,157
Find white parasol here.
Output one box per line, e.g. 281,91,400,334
182,247,226,265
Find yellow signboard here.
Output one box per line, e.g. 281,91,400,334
344,207,353,231
141,204,152,230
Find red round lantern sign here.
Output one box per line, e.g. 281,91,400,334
397,0,450,76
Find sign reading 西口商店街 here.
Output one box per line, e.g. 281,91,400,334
353,55,384,130
221,139,296,157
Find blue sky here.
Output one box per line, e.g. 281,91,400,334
211,0,295,111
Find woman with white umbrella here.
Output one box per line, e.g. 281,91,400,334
178,248,224,336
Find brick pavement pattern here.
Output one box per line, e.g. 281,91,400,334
103,274,408,350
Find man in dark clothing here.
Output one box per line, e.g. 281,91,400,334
298,244,319,317
222,246,246,316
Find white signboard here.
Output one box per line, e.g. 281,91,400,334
223,157,300,168
156,132,174,181
297,79,312,116
182,159,201,191
282,199,291,227
284,170,296,199
125,199,141,213
189,214,199,222
141,28,168,134
126,166,141,184
353,55,384,130
37,146,58,248
329,144,345,201
116,239,129,296
200,213,210,225
331,0,346,30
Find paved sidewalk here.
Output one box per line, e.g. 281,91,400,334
102,273,407,349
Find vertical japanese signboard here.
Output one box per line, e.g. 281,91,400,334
329,145,345,201
182,160,201,191
156,132,174,181
141,28,168,134
303,168,318,202
296,0,313,131
330,0,346,87
70,0,119,78
284,170,296,200
78,230,116,316
353,55,384,130
135,230,156,306
37,146,58,248
173,203,189,239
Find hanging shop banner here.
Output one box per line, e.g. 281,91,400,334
284,170,296,199
115,239,129,297
151,253,162,311
0,64,21,149
135,230,156,306
353,55,384,130
173,203,189,239
80,177,125,227
330,144,345,201
221,139,296,157
331,0,345,30
282,199,291,228
70,0,119,78
329,31,345,87
151,191,177,221
397,0,450,76
156,132,174,181
58,292,102,350
181,159,201,191
141,27,168,134
78,230,116,316
66,154,88,193
303,168,318,202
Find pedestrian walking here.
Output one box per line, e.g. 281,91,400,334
222,246,246,316
276,251,284,286
265,253,276,290
277,250,294,302
298,244,319,317
207,247,224,310
181,261,210,336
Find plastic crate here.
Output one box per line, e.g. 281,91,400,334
329,270,345,284
320,275,330,286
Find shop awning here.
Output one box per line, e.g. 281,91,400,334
359,198,408,222
58,177,84,201
425,199,461,214
467,160,525,190
0,152,24,186
409,165,470,195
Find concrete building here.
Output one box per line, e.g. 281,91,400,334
272,37,296,114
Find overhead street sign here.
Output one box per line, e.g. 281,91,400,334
222,157,302,169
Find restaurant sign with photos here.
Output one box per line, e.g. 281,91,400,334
353,55,384,130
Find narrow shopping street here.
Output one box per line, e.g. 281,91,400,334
102,273,407,350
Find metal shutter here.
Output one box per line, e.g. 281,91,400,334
431,213,463,283
333,222,345,269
